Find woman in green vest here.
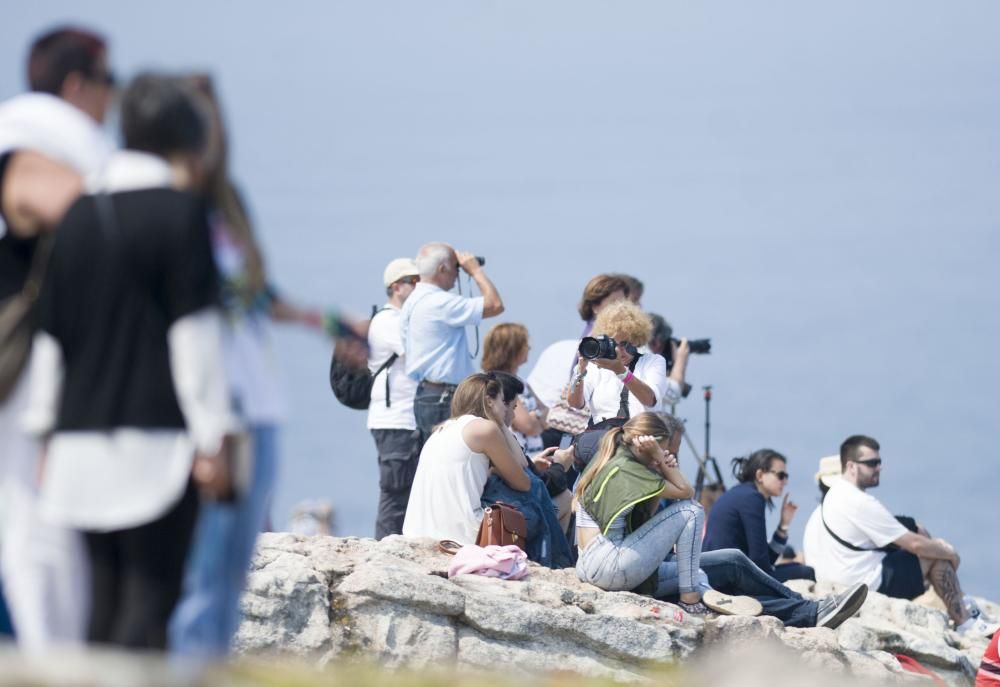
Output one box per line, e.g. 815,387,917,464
574,412,715,614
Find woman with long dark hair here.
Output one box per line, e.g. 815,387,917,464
703,449,815,582
27,73,237,649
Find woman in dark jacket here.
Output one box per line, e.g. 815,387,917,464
702,449,815,582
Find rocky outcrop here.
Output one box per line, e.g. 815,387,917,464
235,533,995,685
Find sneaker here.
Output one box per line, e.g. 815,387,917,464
816,583,868,629
677,600,713,617
964,595,996,623
702,589,762,617
955,614,1000,638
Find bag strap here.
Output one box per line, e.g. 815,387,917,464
616,354,642,419
19,233,55,302
820,499,890,553
369,307,399,407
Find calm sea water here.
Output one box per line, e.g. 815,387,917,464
4,1,999,597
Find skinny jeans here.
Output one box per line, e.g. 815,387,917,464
576,500,703,594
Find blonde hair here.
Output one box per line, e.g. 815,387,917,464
591,300,652,347
450,373,504,424
573,412,683,507
481,323,529,372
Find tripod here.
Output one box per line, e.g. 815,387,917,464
668,385,726,501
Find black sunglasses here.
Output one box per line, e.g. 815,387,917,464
853,458,882,468
86,68,116,87
767,470,789,481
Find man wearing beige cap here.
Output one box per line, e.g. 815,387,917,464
367,258,422,538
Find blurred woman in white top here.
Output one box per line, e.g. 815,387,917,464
567,300,669,425
403,373,529,544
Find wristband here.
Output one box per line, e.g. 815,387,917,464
617,370,634,384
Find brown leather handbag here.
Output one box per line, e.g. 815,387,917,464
476,502,527,548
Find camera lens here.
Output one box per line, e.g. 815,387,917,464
578,337,601,360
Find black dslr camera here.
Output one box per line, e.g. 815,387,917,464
664,337,711,398
673,337,711,355
578,336,638,360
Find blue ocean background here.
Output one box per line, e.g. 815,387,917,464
3,2,998,597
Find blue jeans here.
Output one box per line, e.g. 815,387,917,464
481,471,573,569
168,424,278,657
655,548,819,627
413,382,456,438
576,500,704,594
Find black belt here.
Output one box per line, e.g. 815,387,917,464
421,380,458,389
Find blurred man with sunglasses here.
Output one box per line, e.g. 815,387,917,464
0,25,117,651
811,435,996,637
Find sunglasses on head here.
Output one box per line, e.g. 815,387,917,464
852,458,882,468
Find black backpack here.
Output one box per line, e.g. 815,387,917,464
329,308,398,410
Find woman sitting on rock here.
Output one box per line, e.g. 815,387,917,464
575,412,728,615
702,449,816,582
402,373,530,546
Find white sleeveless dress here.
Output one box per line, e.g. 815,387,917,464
402,415,490,544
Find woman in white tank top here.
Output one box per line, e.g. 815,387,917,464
403,373,530,544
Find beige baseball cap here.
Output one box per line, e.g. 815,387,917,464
383,258,419,288
814,455,842,488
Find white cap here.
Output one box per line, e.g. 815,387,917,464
815,455,842,488
383,258,419,288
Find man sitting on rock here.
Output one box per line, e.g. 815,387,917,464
805,435,997,637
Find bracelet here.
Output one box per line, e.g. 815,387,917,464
617,370,634,384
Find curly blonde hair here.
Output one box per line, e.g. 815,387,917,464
591,300,652,346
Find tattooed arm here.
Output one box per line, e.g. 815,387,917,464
894,532,960,567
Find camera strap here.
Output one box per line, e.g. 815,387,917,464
616,354,642,419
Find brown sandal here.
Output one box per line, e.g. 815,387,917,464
437,540,462,555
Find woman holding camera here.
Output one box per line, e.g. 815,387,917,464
568,300,668,426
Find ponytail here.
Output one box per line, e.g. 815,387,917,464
731,448,786,484
572,427,625,509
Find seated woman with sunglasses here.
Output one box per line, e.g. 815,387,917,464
702,449,816,582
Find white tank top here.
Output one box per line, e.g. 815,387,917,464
402,415,491,544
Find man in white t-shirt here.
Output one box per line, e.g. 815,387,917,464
367,258,422,539
0,26,115,650
809,435,996,636
400,242,504,437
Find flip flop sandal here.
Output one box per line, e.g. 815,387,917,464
703,589,763,617
437,540,463,555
